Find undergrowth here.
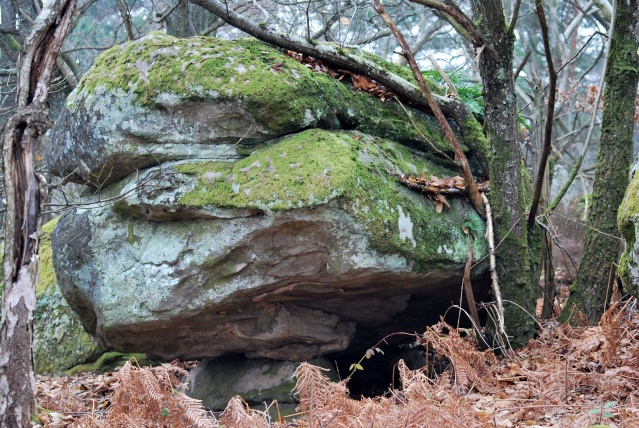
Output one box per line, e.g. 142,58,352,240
35,302,639,427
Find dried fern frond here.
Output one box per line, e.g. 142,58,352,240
422,321,497,394
92,361,218,427
220,396,271,428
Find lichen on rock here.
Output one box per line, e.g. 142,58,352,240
48,32,491,364
176,129,486,271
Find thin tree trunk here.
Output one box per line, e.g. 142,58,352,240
0,0,76,425
166,0,193,38
559,0,639,325
471,0,537,346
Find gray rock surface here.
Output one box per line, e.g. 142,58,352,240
188,357,337,410
52,129,488,361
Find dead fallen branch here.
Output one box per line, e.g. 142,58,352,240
391,171,489,213
396,172,490,194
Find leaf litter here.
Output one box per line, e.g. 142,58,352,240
33,293,639,427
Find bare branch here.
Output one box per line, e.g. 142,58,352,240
410,0,484,47
62,44,113,54
0,26,19,35
155,0,183,23
117,0,135,41
507,0,521,39
481,192,505,336
546,9,614,216
592,0,612,21
189,0,471,121
426,53,459,98
199,17,225,36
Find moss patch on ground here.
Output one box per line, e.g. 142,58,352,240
64,352,152,375
177,129,486,272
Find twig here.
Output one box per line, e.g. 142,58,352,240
426,53,459,98
481,192,505,336
199,18,224,36
462,243,489,349
154,0,183,23
374,0,485,218
410,0,484,47
394,98,456,163
395,173,488,194
191,0,477,129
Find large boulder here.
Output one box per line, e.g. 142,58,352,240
49,33,490,362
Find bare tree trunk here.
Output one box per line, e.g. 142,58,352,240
560,0,639,324
0,0,76,425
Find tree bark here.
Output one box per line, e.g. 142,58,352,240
470,0,537,346
166,0,192,38
559,0,639,325
0,0,76,425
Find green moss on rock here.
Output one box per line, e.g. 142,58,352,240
64,352,152,375
70,32,451,151
178,129,487,272
34,217,104,374
617,171,639,294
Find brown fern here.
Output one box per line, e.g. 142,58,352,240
422,321,496,394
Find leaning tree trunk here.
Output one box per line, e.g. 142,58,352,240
559,0,639,325
471,0,537,346
0,0,76,425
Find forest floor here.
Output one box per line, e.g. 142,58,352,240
33,269,639,427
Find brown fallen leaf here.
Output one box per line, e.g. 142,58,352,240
431,193,451,213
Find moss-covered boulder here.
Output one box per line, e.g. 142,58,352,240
33,218,104,374
52,129,488,361
618,171,639,296
49,32,490,363
47,32,459,188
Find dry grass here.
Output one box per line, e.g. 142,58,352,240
34,300,639,427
